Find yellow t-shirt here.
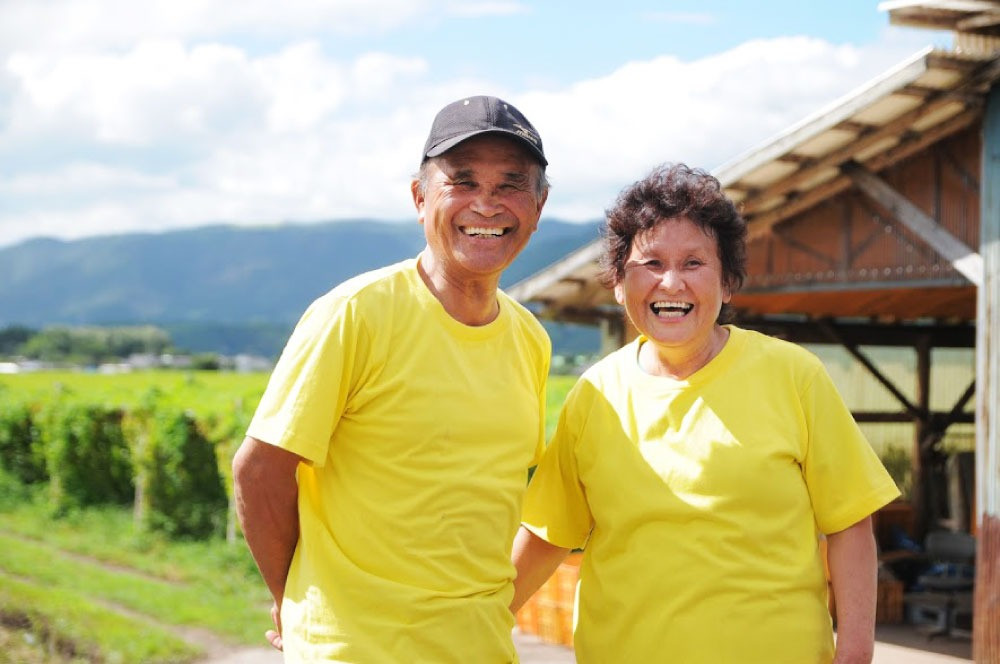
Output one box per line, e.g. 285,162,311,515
248,257,550,663
523,326,900,664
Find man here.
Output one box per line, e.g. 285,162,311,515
233,95,551,662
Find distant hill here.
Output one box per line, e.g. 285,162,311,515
0,219,603,357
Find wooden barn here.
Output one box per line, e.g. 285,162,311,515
508,1,1000,657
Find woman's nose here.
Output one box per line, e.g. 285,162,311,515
659,268,682,290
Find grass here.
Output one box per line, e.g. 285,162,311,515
0,487,273,662
0,573,199,664
0,370,268,420
545,374,577,440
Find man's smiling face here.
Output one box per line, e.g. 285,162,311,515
412,133,547,287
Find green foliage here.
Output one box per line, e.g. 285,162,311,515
0,324,35,354
18,325,172,364
880,444,913,501
141,409,228,538
0,467,35,510
0,401,46,485
41,403,133,513
190,352,222,370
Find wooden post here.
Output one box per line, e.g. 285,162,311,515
915,336,932,539
974,81,1000,664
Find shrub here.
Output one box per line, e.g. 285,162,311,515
0,401,47,485
41,403,133,513
139,409,228,538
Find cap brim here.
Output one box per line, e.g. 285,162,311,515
424,129,547,167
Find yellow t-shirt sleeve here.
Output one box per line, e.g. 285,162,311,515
801,364,901,534
523,379,594,549
247,294,367,465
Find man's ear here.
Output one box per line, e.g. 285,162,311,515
411,179,425,224
536,187,549,215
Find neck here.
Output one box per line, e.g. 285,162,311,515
639,325,730,380
417,254,501,326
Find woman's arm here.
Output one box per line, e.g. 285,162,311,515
510,526,572,613
826,516,878,664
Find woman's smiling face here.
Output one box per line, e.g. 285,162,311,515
614,215,731,357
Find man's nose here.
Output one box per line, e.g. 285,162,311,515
470,187,503,217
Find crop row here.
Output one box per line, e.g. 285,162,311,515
0,379,255,540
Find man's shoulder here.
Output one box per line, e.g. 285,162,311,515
499,290,550,344
301,258,409,308
330,258,417,299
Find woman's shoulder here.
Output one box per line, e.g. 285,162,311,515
731,326,826,374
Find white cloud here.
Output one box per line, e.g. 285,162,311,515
6,40,263,144
0,4,936,248
0,0,432,55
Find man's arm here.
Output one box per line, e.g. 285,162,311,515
232,435,303,649
510,526,572,613
826,516,878,664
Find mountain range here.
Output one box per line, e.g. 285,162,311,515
0,219,604,357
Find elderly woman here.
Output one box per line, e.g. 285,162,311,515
511,163,900,664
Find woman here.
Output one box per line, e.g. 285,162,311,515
511,163,900,663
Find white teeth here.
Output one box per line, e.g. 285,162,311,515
463,226,504,236
651,301,693,317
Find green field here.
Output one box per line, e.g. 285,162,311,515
0,370,269,418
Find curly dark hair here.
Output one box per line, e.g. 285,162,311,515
600,163,747,322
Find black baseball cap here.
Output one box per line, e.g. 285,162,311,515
421,95,547,167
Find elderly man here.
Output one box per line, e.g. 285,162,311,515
233,95,551,662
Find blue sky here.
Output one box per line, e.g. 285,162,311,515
0,1,947,247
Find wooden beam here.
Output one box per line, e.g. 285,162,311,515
956,11,1000,31
745,107,981,240
973,80,1000,662
919,380,977,454
896,84,938,99
845,162,984,286
740,93,980,218
817,319,927,420
852,411,974,424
